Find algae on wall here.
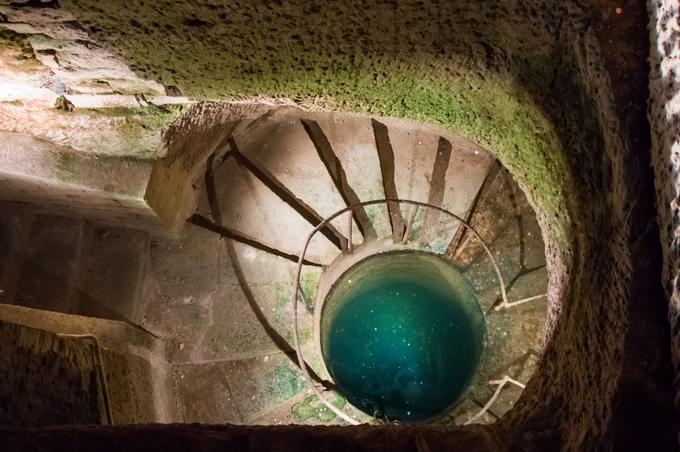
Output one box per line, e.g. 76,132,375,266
59,0,613,245
0,28,36,61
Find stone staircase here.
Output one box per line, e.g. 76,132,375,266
158,112,548,425
0,110,548,426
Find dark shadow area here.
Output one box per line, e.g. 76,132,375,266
301,119,377,241
372,119,405,243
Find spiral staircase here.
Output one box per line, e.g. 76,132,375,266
0,108,547,426
155,110,549,425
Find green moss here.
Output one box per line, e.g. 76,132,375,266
182,62,571,240
56,152,78,183
92,104,186,137
264,364,304,406
291,392,347,423
0,28,36,60
297,325,313,346
274,282,291,309
60,0,610,244
186,59,571,240
330,68,571,242
299,270,320,312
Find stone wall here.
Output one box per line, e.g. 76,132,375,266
0,203,151,322
649,0,680,411
0,3,189,232
0,319,104,426
0,303,178,425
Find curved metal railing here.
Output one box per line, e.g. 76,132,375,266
290,198,510,424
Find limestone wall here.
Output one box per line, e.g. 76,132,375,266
0,3,189,232
649,0,680,411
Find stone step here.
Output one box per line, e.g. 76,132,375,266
450,168,547,311
302,114,393,241
375,118,495,251
208,155,341,266
232,115,371,246
173,352,309,425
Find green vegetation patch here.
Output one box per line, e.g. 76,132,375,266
299,269,321,312
291,392,347,423
92,104,186,137
264,364,305,406
0,27,36,60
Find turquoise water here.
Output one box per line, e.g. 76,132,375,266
321,252,485,422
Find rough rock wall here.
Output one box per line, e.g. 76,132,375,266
0,320,104,426
0,3,188,158
0,3,189,232
0,0,675,450
0,303,179,424
649,0,680,411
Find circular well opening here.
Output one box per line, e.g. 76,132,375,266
320,250,486,422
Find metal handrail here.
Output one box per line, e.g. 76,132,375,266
56,333,114,425
290,198,509,425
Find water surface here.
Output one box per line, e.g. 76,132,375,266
321,251,485,422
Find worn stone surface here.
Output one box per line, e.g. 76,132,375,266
0,4,189,234
0,4,188,159
211,153,341,264
0,206,89,316
175,354,307,424
0,132,162,232
73,229,147,322
649,0,680,414
0,203,153,323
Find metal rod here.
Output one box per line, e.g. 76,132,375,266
189,214,323,267
57,333,114,426
495,293,548,311
347,209,354,254
464,375,525,425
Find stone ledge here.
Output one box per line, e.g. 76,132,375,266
0,131,165,232
0,423,503,452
